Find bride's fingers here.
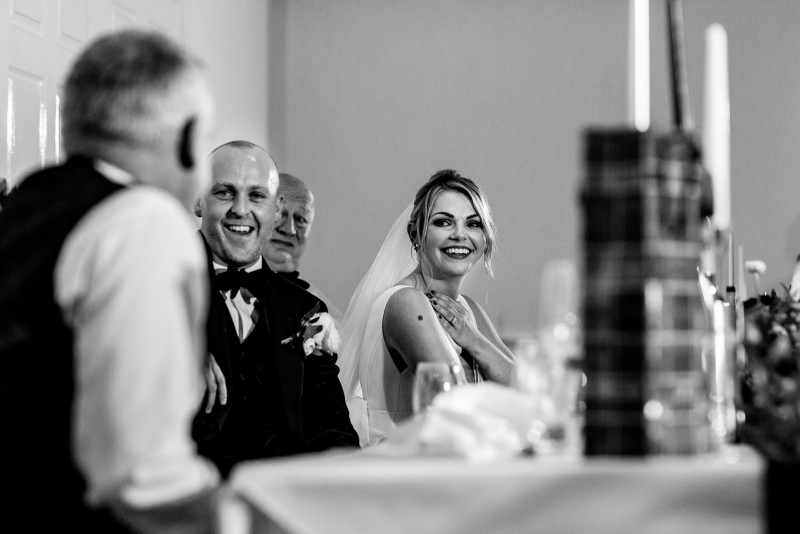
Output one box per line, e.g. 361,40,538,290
431,302,458,328
427,291,460,317
427,292,475,335
428,290,457,306
438,312,456,328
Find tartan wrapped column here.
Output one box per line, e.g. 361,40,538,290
580,127,714,456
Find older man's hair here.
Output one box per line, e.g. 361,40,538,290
278,173,314,202
62,29,205,153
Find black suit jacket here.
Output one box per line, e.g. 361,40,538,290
192,241,359,476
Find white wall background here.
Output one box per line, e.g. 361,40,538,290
187,0,270,149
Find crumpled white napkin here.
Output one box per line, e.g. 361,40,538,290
384,382,536,461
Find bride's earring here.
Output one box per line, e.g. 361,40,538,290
411,241,421,262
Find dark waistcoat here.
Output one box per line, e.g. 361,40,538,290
0,157,127,531
193,286,299,477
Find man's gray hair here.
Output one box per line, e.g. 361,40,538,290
62,29,204,152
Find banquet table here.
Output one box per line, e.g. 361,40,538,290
221,443,764,534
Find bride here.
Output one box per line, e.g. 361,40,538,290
340,169,515,445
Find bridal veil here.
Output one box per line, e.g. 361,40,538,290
339,202,416,402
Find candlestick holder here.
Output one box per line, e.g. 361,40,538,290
701,298,739,446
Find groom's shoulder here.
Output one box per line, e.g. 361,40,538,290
263,266,328,313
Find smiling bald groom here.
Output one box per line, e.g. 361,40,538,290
192,140,359,477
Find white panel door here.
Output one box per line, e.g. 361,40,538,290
0,0,186,192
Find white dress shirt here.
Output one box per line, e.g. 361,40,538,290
54,161,218,509
213,258,263,342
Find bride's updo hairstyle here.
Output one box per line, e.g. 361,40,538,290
406,169,496,276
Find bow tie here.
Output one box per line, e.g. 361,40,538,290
216,265,261,299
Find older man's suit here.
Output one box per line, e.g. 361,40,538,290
192,241,359,477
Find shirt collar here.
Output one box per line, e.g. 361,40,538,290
93,159,135,185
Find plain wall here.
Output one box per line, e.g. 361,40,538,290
187,0,270,149
267,0,800,338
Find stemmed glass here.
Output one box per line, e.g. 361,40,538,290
521,259,585,455
412,362,458,414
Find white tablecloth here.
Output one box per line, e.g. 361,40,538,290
223,445,763,534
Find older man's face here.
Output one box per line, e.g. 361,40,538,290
264,187,314,273
197,145,279,268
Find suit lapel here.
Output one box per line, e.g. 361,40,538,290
255,268,304,422
202,236,236,381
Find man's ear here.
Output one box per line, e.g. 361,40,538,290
193,197,203,218
178,117,197,170
273,194,285,223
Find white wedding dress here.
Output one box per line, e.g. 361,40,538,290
357,283,480,444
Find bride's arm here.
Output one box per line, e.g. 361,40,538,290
382,287,465,380
430,292,515,385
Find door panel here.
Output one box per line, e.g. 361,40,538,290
59,0,91,45
1,0,186,191
7,67,46,186
9,0,45,34
6,0,53,187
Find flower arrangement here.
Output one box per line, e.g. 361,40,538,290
281,302,341,357
739,285,800,463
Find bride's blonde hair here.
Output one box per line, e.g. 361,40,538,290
406,169,496,276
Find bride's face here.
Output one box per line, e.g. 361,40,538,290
421,190,486,279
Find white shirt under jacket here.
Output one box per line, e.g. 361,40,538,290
54,161,218,509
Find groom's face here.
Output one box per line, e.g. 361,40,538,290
197,145,279,268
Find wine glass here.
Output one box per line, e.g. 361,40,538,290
527,259,585,455
412,362,457,414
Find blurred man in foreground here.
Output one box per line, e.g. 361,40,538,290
0,30,220,532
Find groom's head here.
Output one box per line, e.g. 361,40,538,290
195,140,279,268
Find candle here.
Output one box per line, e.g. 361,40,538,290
702,23,731,231
628,0,650,131
737,245,747,300
713,299,728,402
727,232,734,289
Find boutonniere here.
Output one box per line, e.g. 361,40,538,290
281,301,340,357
